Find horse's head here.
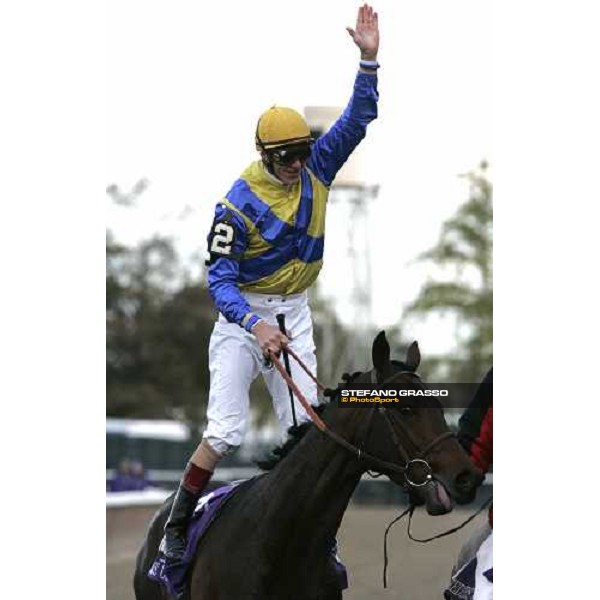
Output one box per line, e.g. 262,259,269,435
344,331,483,515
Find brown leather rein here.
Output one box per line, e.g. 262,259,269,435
267,348,455,487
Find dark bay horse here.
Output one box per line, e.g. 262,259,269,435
134,332,483,600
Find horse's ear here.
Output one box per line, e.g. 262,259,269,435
406,341,421,371
372,330,391,373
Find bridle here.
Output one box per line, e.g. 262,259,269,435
357,367,455,487
267,348,455,489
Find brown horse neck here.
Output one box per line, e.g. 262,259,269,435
257,413,365,539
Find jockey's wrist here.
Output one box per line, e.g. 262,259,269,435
359,59,380,70
241,313,262,333
360,51,378,62
359,59,379,75
250,318,264,333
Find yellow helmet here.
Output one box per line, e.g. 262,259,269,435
255,106,312,151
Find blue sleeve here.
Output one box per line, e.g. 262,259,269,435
307,71,379,187
206,203,256,328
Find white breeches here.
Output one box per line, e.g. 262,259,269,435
203,291,318,456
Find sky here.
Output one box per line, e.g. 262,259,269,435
106,0,492,354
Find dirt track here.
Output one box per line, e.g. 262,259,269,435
107,502,486,600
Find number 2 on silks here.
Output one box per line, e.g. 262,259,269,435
210,222,235,255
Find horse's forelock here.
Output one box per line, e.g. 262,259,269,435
390,359,411,372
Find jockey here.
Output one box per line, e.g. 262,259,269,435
163,4,381,564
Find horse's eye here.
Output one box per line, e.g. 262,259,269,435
399,406,414,416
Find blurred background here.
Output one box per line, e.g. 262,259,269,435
106,1,492,598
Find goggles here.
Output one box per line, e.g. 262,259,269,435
268,142,312,166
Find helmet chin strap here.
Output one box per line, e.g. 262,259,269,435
255,130,278,179
261,153,277,177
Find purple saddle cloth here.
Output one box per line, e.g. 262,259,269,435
148,482,240,598
148,480,348,597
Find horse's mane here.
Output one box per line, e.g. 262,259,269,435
256,403,327,471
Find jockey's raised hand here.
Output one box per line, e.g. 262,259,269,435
346,3,379,61
252,320,290,358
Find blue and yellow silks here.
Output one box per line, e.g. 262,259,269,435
207,71,379,328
